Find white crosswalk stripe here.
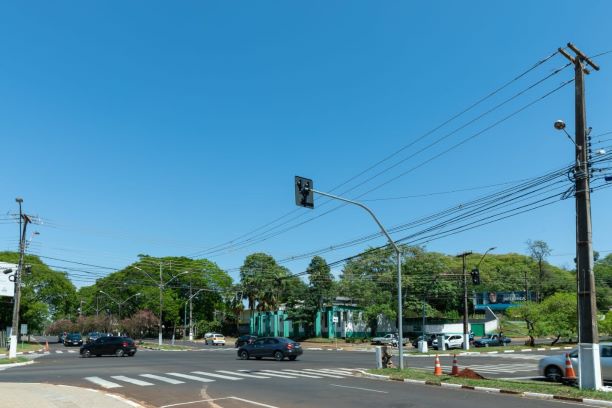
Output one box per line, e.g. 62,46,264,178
317,368,354,375
67,350,77,353
217,370,271,379
84,377,122,389
166,373,215,382
241,370,297,379
111,376,154,386
55,351,63,354
287,369,343,378
191,371,243,381
262,369,321,378
140,374,185,384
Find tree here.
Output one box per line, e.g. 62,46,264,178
538,292,577,345
507,301,543,347
526,240,552,302
307,256,334,308
239,253,289,311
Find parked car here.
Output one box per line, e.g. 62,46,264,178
411,335,435,348
235,335,257,348
371,334,407,347
237,337,302,361
205,333,226,346
86,332,102,343
432,334,465,350
473,333,511,348
80,336,137,357
538,343,612,382
64,333,83,347
58,332,67,344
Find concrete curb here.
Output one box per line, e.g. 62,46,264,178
358,372,612,406
0,347,45,358
0,360,34,370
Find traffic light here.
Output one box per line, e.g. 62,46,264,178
471,268,481,285
295,176,314,209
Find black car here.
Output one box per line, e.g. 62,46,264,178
80,336,137,357
64,333,83,347
235,335,257,348
86,332,103,343
237,337,302,361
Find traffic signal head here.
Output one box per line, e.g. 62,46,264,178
295,176,314,209
471,268,481,285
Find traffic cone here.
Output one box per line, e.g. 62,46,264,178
451,354,459,376
563,353,577,381
45,340,49,352
433,354,443,376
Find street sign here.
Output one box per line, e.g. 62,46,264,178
20,324,27,335
0,262,17,298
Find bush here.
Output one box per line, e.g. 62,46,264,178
194,320,222,337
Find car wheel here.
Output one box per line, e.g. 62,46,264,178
274,351,284,361
239,350,249,360
289,356,297,361
115,348,125,357
82,350,91,358
545,366,564,382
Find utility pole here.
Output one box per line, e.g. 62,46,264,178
558,42,601,390
9,198,31,359
189,283,194,341
456,251,472,351
159,263,163,346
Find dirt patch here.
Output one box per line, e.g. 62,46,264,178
456,368,485,379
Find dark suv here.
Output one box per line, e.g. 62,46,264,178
237,337,302,361
80,336,137,357
64,333,83,347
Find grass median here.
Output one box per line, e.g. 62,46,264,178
139,342,196,351
0,356,29,365
368,367,612,401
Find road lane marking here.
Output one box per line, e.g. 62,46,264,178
140,374,185,384
191,371,243,381
229,397,281,407
159,397,279,408
166,373,215,382
111,376,154,386
56,351,63,354
318,368,354,375
242,370,296,379
295,369,344,378
266,370,320,378
216,370,271,379
84,376,122,389
329,384,388,394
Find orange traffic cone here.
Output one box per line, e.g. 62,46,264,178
45,340,49,352
451,354,459,376
563,353,577,381
433,354,443,376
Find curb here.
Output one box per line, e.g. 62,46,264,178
0,348,44,358
358,372,612,406
56,384,146,407
0,360,34,370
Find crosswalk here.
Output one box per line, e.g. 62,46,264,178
84,368,357,389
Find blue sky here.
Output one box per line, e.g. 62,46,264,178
1,1,611,287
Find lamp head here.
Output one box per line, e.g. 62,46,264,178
15,197,23,204
554,120,566,130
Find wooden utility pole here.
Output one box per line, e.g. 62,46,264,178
558,42,601,390
456,251,472,351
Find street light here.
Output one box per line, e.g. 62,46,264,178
476,247,497,268
183,289,205,340
132,265,190,345
98,290,141,320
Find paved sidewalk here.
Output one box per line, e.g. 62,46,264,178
0,382,147,408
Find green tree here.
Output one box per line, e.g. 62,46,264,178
538,292,577,345
507,301,544,347
527,240,552,302
239,253,289,311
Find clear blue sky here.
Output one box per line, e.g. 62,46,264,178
1,1,611,287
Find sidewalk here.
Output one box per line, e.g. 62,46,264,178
0,383,147,408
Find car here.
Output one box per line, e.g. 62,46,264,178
205,333,226,346
371,334,408,347
235,335,257,348
80,336,137,357
64,333,83,347
86,332,102,343
411,335,435,348
237,337,303,361
473,333,511,348
538,343,612,382
432,334,465,350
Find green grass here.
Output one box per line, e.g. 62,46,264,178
17,343,44,353
139,342,196,351
302,337,338,344
0,356,29,365
368,368,612,401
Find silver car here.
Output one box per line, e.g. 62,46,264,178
538,343,612,382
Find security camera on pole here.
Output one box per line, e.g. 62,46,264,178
294,176,405,370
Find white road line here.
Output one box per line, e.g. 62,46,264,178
329,384,388,394
140,374,185,384
262,370,320,378
56,350,63,354
67,350,77,353
166,373,215,382
319,368,354,375
216,370,271,379
229,397,281,407
242,370,296,379
191,371,243,381
111,376,154,386
84,376,122,389
299,369,345,378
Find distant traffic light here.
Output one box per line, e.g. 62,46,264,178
471,268,481,285
295,176,314,209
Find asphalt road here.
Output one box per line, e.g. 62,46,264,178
0,340,578,408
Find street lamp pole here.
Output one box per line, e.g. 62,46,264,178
456,251,472,351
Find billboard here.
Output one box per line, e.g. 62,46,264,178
0,261,17,298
